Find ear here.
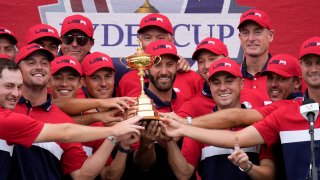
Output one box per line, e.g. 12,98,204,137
240,78,244,90
79,77,85,88
268,29,275,43
293,77,302,91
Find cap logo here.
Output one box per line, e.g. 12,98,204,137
304,41,320,48
0,28,11,34
26,44,42,51
90,57,109,64
57,59,76,65
243,11,262,18
270,59,287,65
145,17,164,23
214,62,231,69
35,28,54,34
153,44,172,50
199,40,215,47
68,19,87,26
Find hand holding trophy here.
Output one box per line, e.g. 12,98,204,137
120,40,161,120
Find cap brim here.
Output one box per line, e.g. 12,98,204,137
0,34,18,44
52,66,81,76
138,25,172,35
192,47,225,60
237,19,268,29
298,52,320,60
260,69,293,77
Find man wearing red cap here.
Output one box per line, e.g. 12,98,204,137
117,13,203,100
0,56,144,179
60,14,94,63
238,9,275,104
166,58,274,180
175,37,264,118
160,36,320,180
49,55,139,180
121,40,190,180
0,26,18,60
25,24,62,56
10,43,142,179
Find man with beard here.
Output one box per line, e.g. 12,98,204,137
10,43,143,179
121,40,191,180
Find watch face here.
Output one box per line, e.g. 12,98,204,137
108,135,117,144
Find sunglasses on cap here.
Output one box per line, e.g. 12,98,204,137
61,34,91,46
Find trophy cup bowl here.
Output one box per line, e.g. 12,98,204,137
120,45,161,120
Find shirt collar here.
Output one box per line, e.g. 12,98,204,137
143,82,177,109
18,94,52,112
241,53,272,79
202,82,212,97
212,103,247,112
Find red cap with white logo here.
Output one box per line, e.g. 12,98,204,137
25,24,62,44
208,58,242,79
261,54,301,78
15,43,54,64
298,36,320,59
61,14,94,38
0,26,18,45
51,55,82,76
145,40,179,61
192,37,229,60
138,13,173,35
238,9,271,29
81,52,115,76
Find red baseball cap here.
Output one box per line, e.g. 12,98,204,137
15,43,54,64
298,36,320,59
138,13,174,35
238,9,271,29
145,40,179,61
0,26,18,45
61,14,94,38
51,55,82,76
81,52,115,76
208,58,242,79
261,54,301,78
25,24,62,45
192,37,229,60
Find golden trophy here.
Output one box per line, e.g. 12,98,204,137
120,41,161,120
135,0,159,13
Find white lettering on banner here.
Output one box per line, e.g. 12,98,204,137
46,13,241,57
40,0,244,70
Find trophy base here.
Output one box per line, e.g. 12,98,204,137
137,94,159,121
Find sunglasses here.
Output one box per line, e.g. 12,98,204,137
61,35,90,46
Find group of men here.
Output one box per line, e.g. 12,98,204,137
0,7,319,180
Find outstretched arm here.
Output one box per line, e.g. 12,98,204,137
192,108,263,129
35,116,144,143
53,97,136,115
160,117,265,148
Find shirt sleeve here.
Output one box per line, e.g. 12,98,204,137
253,107,284,147
0,110,44,147
181,137,202,168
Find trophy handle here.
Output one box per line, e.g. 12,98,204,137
153,56,162,67
119,57,128,68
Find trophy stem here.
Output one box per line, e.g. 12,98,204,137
138,67,145,95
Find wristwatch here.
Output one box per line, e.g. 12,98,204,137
107,135,117,144
186,116,192,126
